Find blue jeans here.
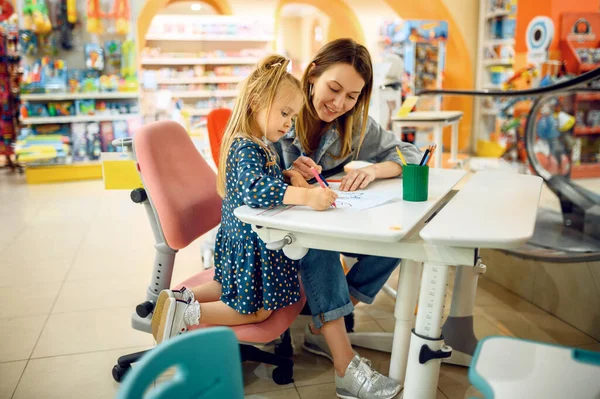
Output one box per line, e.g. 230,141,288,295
300,249,401,329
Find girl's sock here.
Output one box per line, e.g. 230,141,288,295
183,300,201,327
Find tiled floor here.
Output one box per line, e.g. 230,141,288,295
0,171,599,399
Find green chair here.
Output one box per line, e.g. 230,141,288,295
117,327,244,399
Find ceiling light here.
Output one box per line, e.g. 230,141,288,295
191,3,202,11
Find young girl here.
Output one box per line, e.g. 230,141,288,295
152,55,337,344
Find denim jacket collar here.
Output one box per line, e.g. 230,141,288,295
284,123,340,165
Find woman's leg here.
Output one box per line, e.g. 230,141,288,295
343,253,401,305
300,249,356,376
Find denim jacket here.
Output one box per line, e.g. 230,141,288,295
273,116,422,173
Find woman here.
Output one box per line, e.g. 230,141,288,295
273,38,421,399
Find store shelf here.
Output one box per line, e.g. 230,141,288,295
21,114,141,125
482,108,499,116
486,9,510,19
155,76,245,84
169,90,238,98
580,63,600,72
145,34,273,42
141,57,259,66
484,38,516,46
21,92,139,101
25,162,103,184
571,163,600,179
483,58,514,67
186,109,213,116
574,126,600,136
575,93,600,101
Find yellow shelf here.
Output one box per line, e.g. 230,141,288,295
25,162,103,184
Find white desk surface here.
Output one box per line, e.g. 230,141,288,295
235,169,467,243
420,171,543,249
471,337,600,399
392,111,464,122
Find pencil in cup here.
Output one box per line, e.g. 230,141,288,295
402,163,429,202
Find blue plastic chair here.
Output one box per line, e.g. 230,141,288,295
116,327,244,399
469,336,600,399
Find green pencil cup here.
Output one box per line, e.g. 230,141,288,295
402,164,429,202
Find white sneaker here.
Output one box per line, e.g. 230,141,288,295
153,297,189,344
150,288,194,339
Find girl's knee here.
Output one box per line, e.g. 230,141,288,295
252,308,273,323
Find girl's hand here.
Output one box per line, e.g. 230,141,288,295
292,156,322,180
306,187,338,211
283,169,311,188
339,167,376,192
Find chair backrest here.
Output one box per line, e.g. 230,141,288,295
117,327,244,399
206,108,231,166
134,121,222,250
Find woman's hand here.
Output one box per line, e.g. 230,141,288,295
292,156,322,180
339,167,377,192
283,169,311,188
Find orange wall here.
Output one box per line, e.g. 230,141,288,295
383,0,474,152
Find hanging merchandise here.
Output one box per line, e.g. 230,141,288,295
23,0,53,35
56,0,75,50
87,0,129,35
0,0,14,22
67,0,76,23
19,29,38,55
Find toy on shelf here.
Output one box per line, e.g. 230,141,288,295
75,99,95,115
104,40,121,72
19,30,38,55
560,13,600,74
0,0,14,22
67,0,76,24
86,122,101,160
71,122,87,161
85,43,104,70
47,100,74,116
536,100,575,176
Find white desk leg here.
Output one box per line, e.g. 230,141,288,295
402,262,451,399
433,126,443,168
450,122,459,164
389,260,422,386
442,261,487,366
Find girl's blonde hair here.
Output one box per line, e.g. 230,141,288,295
296,38,373,160
217,55,302,197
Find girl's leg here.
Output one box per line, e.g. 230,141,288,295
190,280,222,303
190,301,272,326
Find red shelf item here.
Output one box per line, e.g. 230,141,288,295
571,163,600,179
574,126,600,136
575,93,600,101
560,13,600,75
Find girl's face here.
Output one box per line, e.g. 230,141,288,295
309,63,365,123
256,83,303,143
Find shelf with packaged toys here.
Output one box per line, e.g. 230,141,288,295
473,0,518,155
378,19,448,148
13,0,140,183
140,15,272,160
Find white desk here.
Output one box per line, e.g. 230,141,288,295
235,170,543,399
392,111,463,168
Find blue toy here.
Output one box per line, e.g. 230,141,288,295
75,99,96,115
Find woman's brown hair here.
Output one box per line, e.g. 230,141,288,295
296,38,373,159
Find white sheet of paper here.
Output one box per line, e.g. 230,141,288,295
330,184,401,211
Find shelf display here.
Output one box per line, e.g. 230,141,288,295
0,14,22,172
141,15,272,160
13,0,140,171
560,13,600,75
473,0,519,157
378,19,447,147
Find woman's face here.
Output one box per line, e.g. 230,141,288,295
309,63,365,123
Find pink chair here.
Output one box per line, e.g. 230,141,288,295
111,120,306,385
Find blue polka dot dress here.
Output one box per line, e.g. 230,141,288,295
214,137,301,314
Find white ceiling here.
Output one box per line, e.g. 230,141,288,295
158,1,217,15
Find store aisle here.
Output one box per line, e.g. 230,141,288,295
0,173,598,399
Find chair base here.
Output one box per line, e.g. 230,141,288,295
111,330,295,385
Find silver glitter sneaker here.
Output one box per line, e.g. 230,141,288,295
150,288,195,339
335,355,401,399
